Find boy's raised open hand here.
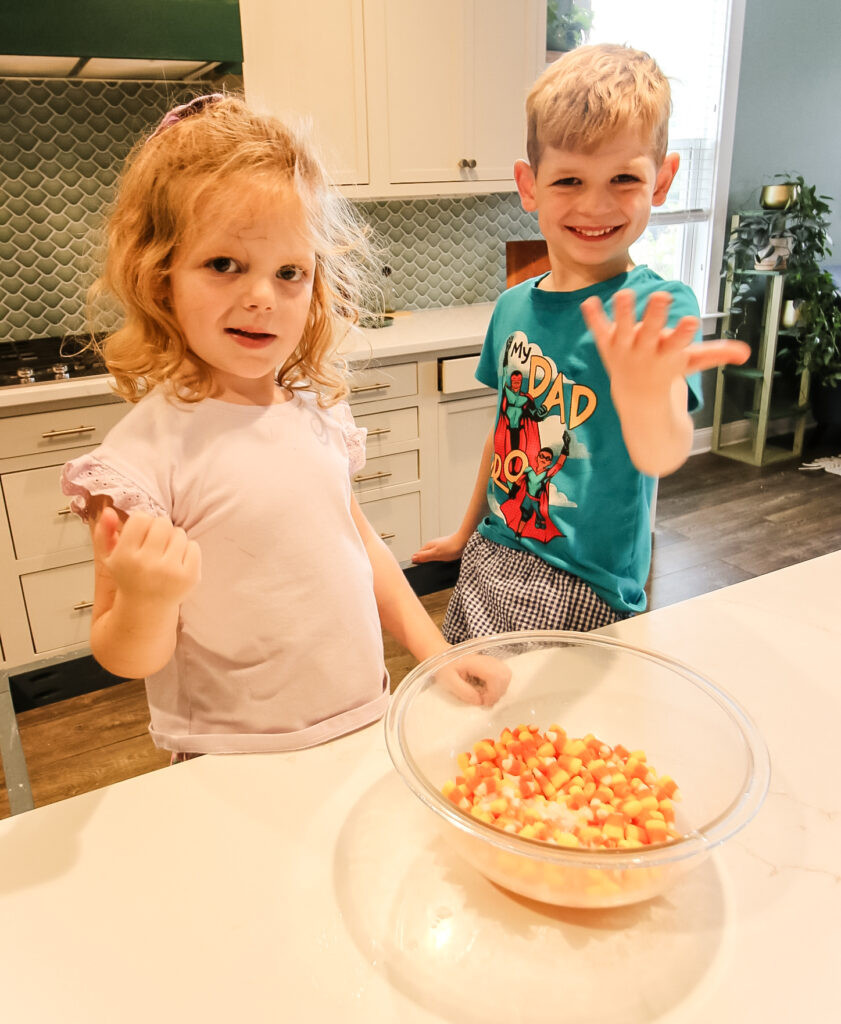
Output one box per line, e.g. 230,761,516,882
580,289,750,400
93,508,201,607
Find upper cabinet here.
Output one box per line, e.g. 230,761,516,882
238,0,370,186
238,0,545,198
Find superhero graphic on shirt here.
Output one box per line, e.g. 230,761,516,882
500,433,570,541
493,367,550,476
489,331,598,546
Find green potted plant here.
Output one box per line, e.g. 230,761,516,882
546,1,593,54
722,175,841,437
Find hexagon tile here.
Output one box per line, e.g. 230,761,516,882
2,78,540,343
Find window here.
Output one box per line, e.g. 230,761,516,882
583,0,745,324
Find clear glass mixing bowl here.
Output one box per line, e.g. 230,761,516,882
385,630,770,908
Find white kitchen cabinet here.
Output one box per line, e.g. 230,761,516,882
347,355,438,565
436,386,496,538
238,0,369,186
239,0,545,198
370,0,542,186
0,394,128,669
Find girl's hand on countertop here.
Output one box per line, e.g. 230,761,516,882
437,652,511,706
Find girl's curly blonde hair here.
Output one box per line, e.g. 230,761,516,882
90,93,378,404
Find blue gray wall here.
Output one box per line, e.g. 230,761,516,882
728,0,841,253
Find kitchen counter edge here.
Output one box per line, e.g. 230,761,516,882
0,304,495,413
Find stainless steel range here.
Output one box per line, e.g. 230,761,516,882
0,336,108,389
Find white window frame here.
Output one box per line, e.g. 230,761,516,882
591,0,747,331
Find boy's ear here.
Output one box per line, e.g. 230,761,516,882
514,159,538,212
652,152,680,207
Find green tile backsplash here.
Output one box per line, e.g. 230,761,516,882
1,78,539,343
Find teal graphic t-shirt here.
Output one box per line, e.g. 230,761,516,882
476,266,703,614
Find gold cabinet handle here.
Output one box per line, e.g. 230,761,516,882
73,600,94,611
350,382,389,394
458,158,477,169
379,531,396,540
41,424,96,439
366,427,391,437
57,506,73,516
353,471,392,484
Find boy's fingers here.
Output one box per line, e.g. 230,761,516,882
659,315,701,352
610,289,637,345
635,292,673,349
580,295,610,339
685,340,751,374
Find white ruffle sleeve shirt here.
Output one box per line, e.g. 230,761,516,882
61,386,388,753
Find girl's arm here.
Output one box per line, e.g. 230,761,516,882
411,424,494,563
581,290,750,477
87,500,201,678
350,495,508,705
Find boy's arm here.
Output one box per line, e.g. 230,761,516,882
88,501,201,678
350,495,508,704
411,425,494,563
581,290,750,477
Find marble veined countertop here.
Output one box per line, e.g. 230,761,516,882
1,552,839,1022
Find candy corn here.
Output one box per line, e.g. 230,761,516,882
442,726,682,849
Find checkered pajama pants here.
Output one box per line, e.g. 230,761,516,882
443,531,627,643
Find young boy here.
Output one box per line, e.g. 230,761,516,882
413,43,749,640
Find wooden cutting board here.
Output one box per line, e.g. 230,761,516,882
505,239,550,288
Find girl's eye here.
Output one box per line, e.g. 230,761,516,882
277,265,305,282
207,257,239,274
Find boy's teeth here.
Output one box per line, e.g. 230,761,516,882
574,227,614,237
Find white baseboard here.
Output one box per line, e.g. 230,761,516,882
691,415,809,456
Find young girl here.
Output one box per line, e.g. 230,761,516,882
61,94,507,756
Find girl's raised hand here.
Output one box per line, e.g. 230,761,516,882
94,510,201,606
581,289,750,400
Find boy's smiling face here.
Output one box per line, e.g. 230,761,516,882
514,127,679,291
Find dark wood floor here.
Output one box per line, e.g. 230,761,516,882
2,445,839,820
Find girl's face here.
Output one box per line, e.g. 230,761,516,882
169,188,316,404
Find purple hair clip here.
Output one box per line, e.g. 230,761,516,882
150,93,224,139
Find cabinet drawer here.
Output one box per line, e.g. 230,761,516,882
347,361,418,404
438,354,492,395
0,401,127,459
354,405,419,451
362,491,421,565
352,450,418,494
2,464,91,560
21,561,94,653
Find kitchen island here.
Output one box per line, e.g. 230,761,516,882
1,555,838,1022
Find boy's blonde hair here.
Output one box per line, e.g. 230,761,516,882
525,44,671,169
91,93,376,403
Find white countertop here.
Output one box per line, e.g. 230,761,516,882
2,551,839,1023
0,304,495,412
344,303,494,363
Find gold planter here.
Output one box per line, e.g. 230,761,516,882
760,183,800,210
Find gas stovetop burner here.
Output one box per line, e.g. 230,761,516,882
0,335,109,388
